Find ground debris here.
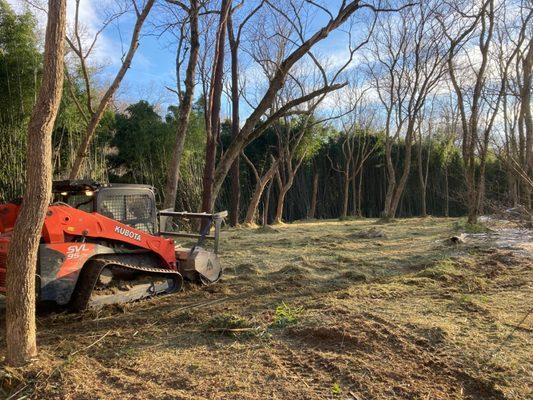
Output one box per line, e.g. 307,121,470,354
448,233,466,244
1,218,530,400
348,227,387,239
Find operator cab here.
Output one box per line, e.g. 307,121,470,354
52,180,158,234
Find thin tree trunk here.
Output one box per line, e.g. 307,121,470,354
341,171,350,218
228,12,240,225
163,0,200,209
263,179,273,226
351,161,357,217
357,170,363,217
389,125,415,218
273,154,304,224
245,180,268,225
69,0,155,179
444,165,449,217
520,39,532,210
383,141,396,218
476,164,487,216
243,159,278,225
274,186,289,224
466,171,478,224
201,0,231,213
421,188,427,217
308,170,318,219
417,133,427,217
6,0,66,366
229,156,240,224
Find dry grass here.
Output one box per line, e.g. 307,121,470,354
0,217,531,399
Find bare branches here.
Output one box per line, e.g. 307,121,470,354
166,0,190,13
366,0,448,218
69,0,156,179
66,0,128,116
212,0,378,202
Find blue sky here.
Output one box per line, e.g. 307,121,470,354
8,0,370,119
114,0,362,118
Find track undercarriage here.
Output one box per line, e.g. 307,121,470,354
69,254,185,311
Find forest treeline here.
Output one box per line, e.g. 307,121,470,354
0,0,531,226
0,0,532,367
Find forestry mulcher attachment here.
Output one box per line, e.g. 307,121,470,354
0,180,226,311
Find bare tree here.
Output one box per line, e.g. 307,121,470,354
415,101,436,217
67,0,156,179
242,153,278,225
442,0,524,222
496,1,532,209
329,84,377,218
227,1,265,225
6,0,67,366
368,0,447,219
200,0,232,213
163,0,201,209
209,0,400,209
273,114,314,224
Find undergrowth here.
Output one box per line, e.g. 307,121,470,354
273,302,302,327
453,219,489,233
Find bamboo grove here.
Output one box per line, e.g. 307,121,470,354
0,0,531,226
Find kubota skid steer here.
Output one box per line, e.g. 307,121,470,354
0,180,227,311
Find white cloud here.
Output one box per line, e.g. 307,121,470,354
7,0,121,67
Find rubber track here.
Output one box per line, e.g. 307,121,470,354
69,255,183,311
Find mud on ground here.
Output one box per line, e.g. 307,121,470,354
0,218,531,399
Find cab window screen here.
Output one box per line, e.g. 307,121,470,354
99,193,155,234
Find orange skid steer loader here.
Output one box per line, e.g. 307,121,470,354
0,180,226,311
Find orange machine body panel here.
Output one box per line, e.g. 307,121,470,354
0,203,177,301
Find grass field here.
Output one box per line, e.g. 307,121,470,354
1,217,532,399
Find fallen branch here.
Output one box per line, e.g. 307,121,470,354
69,330,112,357
167,297,228,317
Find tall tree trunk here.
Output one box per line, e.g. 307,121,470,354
520,39,532,210
389,127,415,218
308,170,318,219
273,155,304,224
244,180,267,225
244,160,278,225
69,0,155,179
163,0,200,209
263,179,273,226
341,171,350,218
421,187,427,217
383,141,396,219
417,136,427,217
228,12,240,225
6,0,66,366
351,161,357,217
229,154,240,224
466,170,478,224
357,170,363,217
201,0,231,213
444,165,449,217
476,164,487,216
274,186,289,224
